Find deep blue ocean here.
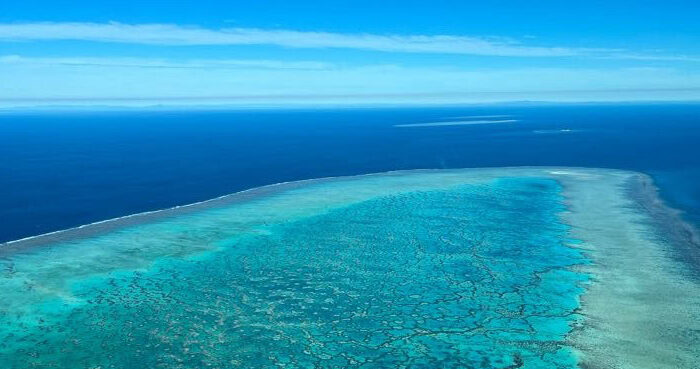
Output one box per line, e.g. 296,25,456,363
1,103,699,243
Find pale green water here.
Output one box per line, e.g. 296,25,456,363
0,174,589,368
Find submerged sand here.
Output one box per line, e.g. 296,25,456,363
1,167,699,368
555,170,700,369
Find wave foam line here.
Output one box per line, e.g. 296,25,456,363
394,119,518,127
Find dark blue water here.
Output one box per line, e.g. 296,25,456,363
1,103,699,243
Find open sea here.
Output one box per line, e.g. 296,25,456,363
2,103,699,243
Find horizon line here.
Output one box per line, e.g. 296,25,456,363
2,98,700,113
3,87,700,103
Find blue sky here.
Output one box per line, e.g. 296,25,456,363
1,0,700,106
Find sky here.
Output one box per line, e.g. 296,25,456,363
1,0,700,107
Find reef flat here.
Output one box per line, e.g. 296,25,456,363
0,167,698,368
558,170,700,369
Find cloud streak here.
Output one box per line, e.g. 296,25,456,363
0,55,332,70
2,56,699,104
0,22,626,57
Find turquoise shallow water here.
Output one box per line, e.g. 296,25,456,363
0,176,588,369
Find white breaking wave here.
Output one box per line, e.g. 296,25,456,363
443,115,514,119
394,119,518,128
532,129,578,134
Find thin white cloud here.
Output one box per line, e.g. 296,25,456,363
600,53,700,62
0,55,332,70
2,56,699,105
0,22,618,57
4,22,696,61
